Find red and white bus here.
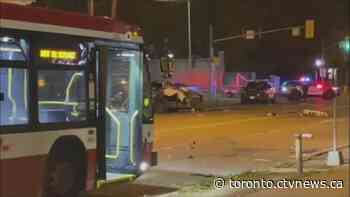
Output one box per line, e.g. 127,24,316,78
0,2,156,197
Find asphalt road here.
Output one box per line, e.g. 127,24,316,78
152,96,349,175
90,95,349,197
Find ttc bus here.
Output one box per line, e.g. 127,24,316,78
0,3,156,197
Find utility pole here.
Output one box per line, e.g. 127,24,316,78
88,0,94,16
153,0,192,68
209,26,214,60
320,39,326,80
321,39,325,60
187,0,192,68
332,69,337,152
111,0,118,19
208,0,216,100
327,66,342,166
209,25,214,99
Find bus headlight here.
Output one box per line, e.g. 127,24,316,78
139,161,150,172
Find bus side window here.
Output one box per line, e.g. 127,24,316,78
38,70,87,123
0,68,29,126
0,38,29,126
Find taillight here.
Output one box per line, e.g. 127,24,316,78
316,84,323,89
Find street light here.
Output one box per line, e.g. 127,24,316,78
315,58,324,67
314,58,325,80
167,52,174,58
153,0,192,68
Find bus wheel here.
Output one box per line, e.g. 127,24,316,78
48,161,76,196
43,136,86,197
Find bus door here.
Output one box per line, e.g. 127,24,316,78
97,46,143,182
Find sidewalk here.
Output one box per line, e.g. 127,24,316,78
150,149,349,197
90,92,349,197
243,165,349,197
89,122,349,197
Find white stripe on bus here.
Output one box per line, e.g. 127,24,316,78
0,127,96,160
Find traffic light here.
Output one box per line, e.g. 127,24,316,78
291,27,301,37
245,30,256,39
339,37,350,53
345,41,350,52
305,19,315,39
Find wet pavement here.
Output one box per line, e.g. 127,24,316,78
89,92,349,197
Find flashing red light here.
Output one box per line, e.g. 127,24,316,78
316,84,323,89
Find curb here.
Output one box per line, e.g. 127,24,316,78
268,167,329,173
149,191,180,197
304,144,350,161
202,106,235,112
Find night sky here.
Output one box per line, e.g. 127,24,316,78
37,0,349,79
117,0,349,79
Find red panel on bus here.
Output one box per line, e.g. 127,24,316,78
0,150,97,196
0,2,129,33
86,150,97,191
0,155,46,197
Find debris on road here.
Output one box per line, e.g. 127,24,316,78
301,133,313,139
188,141,197,159
266,112,279,117
299,109,329,117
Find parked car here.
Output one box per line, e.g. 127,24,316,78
281,80,339,100
241,81,277,104
281,80,306,95
308,80,339,99
280,80,308,101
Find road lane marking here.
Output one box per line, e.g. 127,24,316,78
255,158,272,162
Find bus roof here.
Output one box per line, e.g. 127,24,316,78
0,2,142,43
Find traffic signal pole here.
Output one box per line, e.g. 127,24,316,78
327,67,343,166
209,0,216,100
209,24,215,100
209,24,307,101
213,25,305,43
